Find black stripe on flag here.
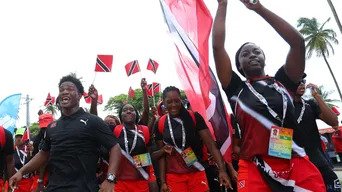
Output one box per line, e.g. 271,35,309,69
128,60,137,76
97,57,110,72
150,59,157,73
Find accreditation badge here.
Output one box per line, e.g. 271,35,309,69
181,147,198,166
268,126,293,159
133,153,152,168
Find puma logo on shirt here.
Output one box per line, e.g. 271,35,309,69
80,119,88,125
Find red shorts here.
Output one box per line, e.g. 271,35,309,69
0,179,9,192
30,173,48,191
114,180,149,192
148,165,156,182
237,156,325,192
166,171,209,192
14,178,34,192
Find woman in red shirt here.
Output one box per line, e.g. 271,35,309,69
154,86,232,192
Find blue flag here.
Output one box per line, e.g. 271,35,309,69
0,93,21,134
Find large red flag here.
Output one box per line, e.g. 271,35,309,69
44,93,55,107
95,55,113,72
125,60,141,77
160,0,232,162
146,58,159,74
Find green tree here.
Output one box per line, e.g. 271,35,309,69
29,122,40,137
304,85,340,107
297,17,341,101
104,88,187,115
45,105,58,116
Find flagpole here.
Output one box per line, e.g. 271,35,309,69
152,84,156,107
92,72,97,85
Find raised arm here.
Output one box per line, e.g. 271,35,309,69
212,0,233,88
241,0,305,83
88,84,98,116
308,83,338,127
139,78,150,126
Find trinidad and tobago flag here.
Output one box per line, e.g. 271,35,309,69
125,60,141,77
44,93,55,107
160,0,232,162
147,82,160,97
95,55,113,72
146,58,159,74
128,87,135,98
83,92,103,104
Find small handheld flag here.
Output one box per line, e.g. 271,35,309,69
147,82,160,97
44,93,55,107
95,55,113,72
146,59,159,74
83,92,103,104
128,87,135,98
125,60,140,77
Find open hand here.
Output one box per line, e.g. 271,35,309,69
218,170,233,190
9,171,23,190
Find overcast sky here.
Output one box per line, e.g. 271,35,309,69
0,0,341,128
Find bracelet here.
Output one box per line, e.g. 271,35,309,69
38,179,44,183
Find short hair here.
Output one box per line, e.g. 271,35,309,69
162,86,181,100
58,74,84,94
235,42,266,77
235,42,251,77
105,115,121,125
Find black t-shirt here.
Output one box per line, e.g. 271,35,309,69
0,129,14,178
154,110,208,162
41,108,117,192
115,125,150,180
154,110,209,174
294,99,321,152
223,67,307,160
14,146,33,178
32,127,47,156
116,125,149,157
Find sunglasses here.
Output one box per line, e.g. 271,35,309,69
301,79,306,84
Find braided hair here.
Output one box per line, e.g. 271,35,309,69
162,86,181,100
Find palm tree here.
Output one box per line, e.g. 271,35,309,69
297,17,341,101
326,0,342,34
45,105,57,116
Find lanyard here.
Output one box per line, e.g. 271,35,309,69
297,98,306,124
245,80,288,126
167,114,186,150
123,125,138,154
15,147,26,165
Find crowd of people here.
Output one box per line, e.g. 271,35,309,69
0,0,341,191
